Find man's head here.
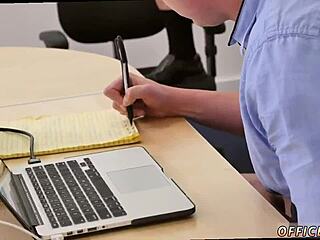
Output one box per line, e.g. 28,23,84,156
161,0,241,26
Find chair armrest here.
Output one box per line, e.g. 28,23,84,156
39,31,69,49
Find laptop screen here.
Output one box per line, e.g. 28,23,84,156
0,160,30,227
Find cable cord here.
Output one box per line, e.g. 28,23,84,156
0,219,42,240
0,127,39,163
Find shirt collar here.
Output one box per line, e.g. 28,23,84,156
228,0,260,47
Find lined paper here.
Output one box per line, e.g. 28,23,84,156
0,109,140,159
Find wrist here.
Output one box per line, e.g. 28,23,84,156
164,85,200,118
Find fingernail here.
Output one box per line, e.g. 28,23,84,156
133,115,145,121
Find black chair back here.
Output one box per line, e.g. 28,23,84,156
57,1,165,43
39,1,225,89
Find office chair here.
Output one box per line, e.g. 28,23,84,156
39,2,249,174
39,1,225,90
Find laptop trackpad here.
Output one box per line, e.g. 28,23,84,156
107,165,170,194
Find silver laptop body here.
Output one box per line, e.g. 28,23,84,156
0,146,195,239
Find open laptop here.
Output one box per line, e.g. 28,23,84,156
0,146,195,239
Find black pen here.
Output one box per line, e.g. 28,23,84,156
114,36,134,125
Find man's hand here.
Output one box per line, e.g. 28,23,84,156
104,73,243,135
104,73,176,118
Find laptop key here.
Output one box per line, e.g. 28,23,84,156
111,209,127,217
51,222,59,229
73,216,86,224
96,208,112,219
83,158,93,167
103,196,117,204
108,204,123,211
82,207,93,213
59,219,72,227
80,162,87,167
69,211,86,224
85,213,98,222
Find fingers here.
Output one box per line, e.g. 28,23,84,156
112,102,126,115
123,85,147,107
105,73,154,117
104,73,150,103
104,77,123,104
112,101,146,118
133,100,146,117
129,73,154,85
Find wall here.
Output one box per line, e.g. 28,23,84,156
0,3,243,89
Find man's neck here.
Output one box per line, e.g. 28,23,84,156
228,0,243,21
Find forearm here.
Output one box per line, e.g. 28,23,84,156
166,87,244,136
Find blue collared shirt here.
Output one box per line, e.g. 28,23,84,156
229,0,320,225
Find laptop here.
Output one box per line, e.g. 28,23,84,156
0,146,195,239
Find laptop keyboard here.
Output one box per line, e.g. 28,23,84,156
25,158,127,229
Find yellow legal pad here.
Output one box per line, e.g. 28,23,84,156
0,109,140,159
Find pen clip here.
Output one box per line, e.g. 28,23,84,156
114,36,128,63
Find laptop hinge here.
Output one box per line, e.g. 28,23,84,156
12,173,43,227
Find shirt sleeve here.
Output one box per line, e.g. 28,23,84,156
250,35,320,225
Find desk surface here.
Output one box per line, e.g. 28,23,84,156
0,47,288,239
